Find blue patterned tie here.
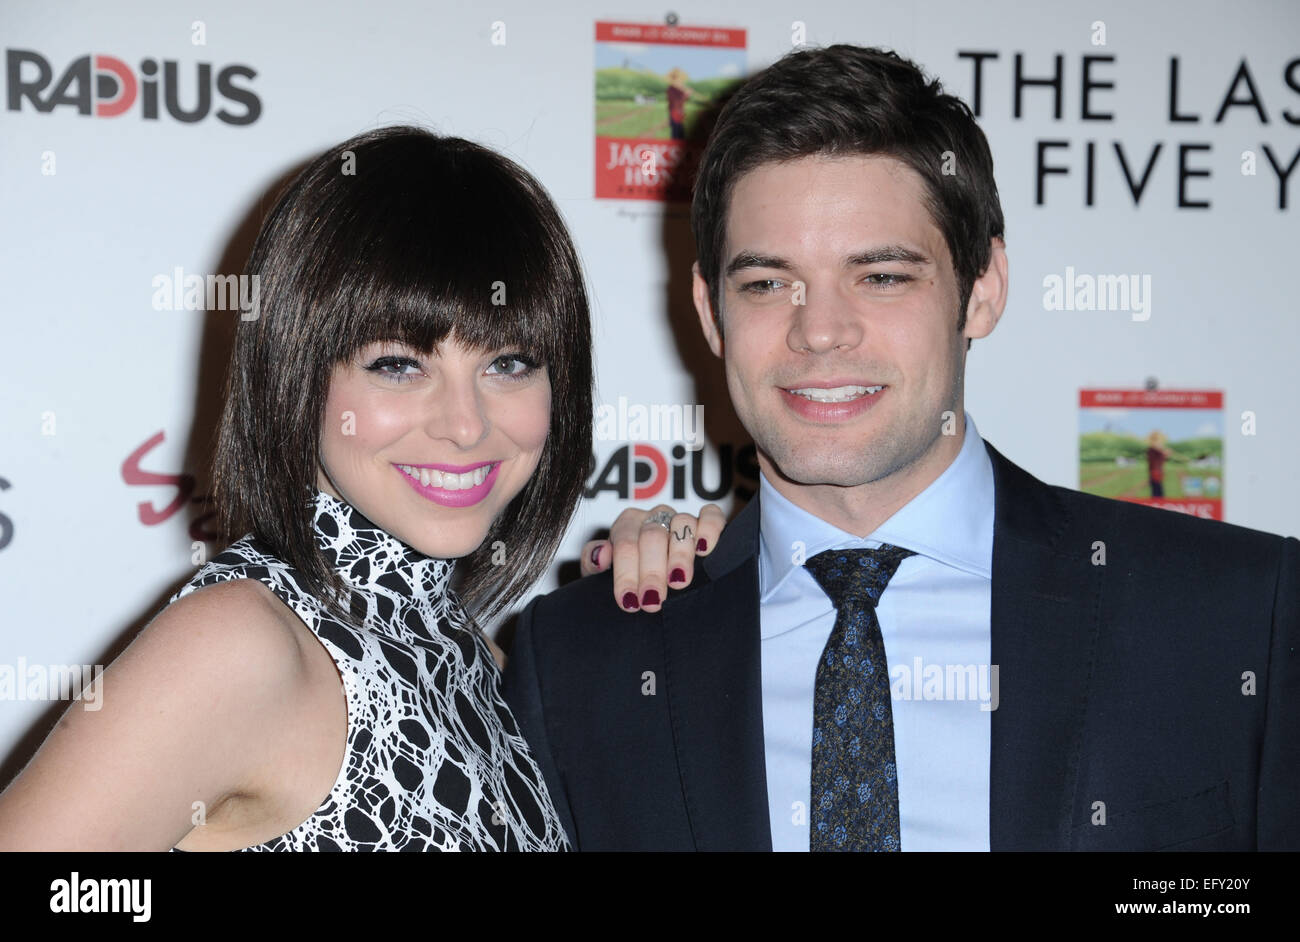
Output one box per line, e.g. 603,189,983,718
804,545,915,852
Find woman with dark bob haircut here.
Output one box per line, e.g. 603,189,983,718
0,126,595,850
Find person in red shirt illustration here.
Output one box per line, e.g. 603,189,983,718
665,67,692,139
1145,430,1189,498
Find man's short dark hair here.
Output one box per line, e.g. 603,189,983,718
213,126,592,625
691,44,1006,334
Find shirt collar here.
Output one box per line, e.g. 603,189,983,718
758,412,995,602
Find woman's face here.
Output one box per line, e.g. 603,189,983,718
316,334,551,559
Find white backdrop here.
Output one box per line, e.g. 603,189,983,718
2,0,1297,775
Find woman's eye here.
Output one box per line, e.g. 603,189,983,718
365,355,422,382
487,354,538,379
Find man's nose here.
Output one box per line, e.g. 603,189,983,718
786,281,864,354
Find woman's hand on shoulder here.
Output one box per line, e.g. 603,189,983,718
0,579,313,850
579,503,727,613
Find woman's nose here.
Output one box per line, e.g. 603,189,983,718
424,378,489,449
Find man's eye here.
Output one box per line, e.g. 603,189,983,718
741,279,786,294
864,273,910,286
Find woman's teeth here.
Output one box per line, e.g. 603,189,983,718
397,463,494,490
790,384,884,402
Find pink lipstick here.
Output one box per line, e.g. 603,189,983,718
394,460,502,508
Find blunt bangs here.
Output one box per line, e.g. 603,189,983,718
285,133,578,371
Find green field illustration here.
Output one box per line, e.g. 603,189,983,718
1079,430,1223,499
595,67,735,139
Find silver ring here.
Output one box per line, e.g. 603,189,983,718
644,509,674,532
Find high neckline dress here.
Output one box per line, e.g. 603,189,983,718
167,490,569,851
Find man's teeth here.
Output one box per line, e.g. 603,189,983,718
790,384,884,402
397,463,494,490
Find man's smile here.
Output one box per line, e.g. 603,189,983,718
778,381,888,421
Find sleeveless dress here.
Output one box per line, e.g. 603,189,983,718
167,490,569,852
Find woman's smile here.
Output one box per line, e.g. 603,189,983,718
394,459,503,507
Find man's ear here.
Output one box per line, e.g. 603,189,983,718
963,237,1008,342
692,262,724,358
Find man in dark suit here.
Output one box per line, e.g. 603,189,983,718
503,44,1299,851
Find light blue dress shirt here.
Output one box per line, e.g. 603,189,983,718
758,412,995,851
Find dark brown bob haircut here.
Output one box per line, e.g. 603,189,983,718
691,44,1006,338
212,125,592,625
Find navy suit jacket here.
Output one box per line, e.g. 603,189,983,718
503,441,1299,850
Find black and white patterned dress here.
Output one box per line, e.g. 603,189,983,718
167,490,569,851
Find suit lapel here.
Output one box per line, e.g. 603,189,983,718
661,494,773,851
985,441,1102,850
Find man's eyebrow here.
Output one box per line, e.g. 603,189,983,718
845,245,932,267
724,245,933,278
725,252,792,277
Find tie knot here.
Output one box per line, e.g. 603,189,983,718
804,545,915,609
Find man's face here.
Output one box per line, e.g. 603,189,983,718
692,153,1004,524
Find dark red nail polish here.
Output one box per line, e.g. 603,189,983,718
622,592,639,610
696,539,707,552
591,544,602,567
669,568,686,584
642,589,660,607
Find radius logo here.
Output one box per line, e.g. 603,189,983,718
6,49,260,124
585,442,760,502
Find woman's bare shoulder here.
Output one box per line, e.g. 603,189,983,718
163,575,306,644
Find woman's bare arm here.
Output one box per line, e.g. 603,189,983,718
0,579,313,850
